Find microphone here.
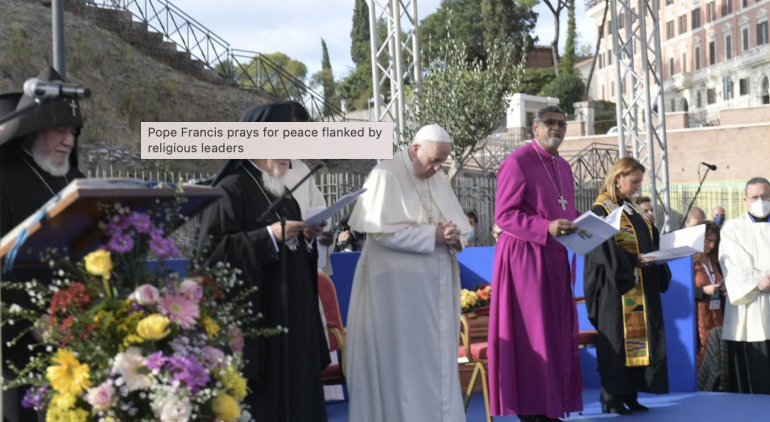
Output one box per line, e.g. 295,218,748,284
701,162,717,171
23,78,91,100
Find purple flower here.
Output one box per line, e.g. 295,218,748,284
146,351,166,371
116,214,132,230
21,386,48,409
106,233,134,254
130,212,153,234
149,234,179,260
166,355,210,394
104,221,124,238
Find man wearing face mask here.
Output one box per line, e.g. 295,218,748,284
488,105,583,421
345,124,472,422
711,205,726,227
718,176,770,394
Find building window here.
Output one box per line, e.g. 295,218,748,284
707,2,716,22
679,15,688,35
599,53,605,69
611,84,615,97
724,77,734,100
602,84,605,100
707,88,717,104
759,22,769,46
726,35,732,59
619,13,625,30
709,40,716,65
682,52,687,72
739,78,751,95
742,0,748,8
667,21,674,39
608,49,613,65
722,0,732,17
695,46,701,70
692,9,701,29
669,57,675,76
697,91,702,108
670,99,676,112
743,27,750,51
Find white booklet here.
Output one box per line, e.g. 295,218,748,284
555,206,624,256
304,188,367,227
641,224,705,263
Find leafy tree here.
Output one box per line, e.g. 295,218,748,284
559,0,578,75
351,0,371,67
539,72,585,114
236,52,308,101
519,67,556,95
481,0,538,64
404,14,527,181
313,39,339,116
541,0,568,75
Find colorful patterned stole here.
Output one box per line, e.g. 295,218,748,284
594,194,654,367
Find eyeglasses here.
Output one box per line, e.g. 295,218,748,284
537,119,568,129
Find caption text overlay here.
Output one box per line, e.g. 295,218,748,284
141,122,394,159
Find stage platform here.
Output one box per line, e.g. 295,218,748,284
326,389,769,421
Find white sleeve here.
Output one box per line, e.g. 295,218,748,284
370,225,436,254
719,224,762,305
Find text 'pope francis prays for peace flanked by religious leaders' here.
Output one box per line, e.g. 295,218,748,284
345,124,472,422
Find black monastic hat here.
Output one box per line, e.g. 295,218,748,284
210,102,295,186
0,67,83,168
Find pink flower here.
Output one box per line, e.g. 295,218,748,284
200,346,226,368
159,295,199,329
178,279,203,303
85,381,116,410
131,284,160,306
228,326,244,352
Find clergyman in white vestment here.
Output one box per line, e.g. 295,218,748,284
718,177,770,394
346,124,471,422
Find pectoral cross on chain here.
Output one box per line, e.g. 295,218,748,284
558,196,567,211
69,100,77,117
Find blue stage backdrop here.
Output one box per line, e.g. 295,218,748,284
329,247,697,392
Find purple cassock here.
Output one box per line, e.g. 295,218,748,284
488,141,583,419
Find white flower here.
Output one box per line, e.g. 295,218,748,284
237,410,252,422
157,398,192,422
130,284,160,306
113,347,152,391
9,304,22,314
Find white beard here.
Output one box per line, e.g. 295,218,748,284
31,136,70,177
543,136,563,150
261,168,286,197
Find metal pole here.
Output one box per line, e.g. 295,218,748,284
53,0,66,80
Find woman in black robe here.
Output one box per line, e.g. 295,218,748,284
195,103,330,422
584,157,672,415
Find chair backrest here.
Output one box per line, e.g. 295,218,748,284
318,272,344,351
460,306,490,346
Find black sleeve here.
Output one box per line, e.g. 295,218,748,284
586,205,638,295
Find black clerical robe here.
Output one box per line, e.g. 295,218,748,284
583,200,672,396
0,147,85,422
195,162,329,422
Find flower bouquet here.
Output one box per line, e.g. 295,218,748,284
460,283,492,314
2,199,277,422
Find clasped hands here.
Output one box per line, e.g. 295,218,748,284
269,220,329,243
436,221,461,246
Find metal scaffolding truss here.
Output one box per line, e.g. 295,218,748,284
368,0,421,145
609,0,673,232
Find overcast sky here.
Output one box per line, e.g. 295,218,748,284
179,1,596,81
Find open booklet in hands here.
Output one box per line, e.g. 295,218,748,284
640,223,705,263
554,206,624,256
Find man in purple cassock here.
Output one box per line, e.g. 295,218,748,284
488,105,583,422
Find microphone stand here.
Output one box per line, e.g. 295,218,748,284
254,160,327,422
680,165,712,229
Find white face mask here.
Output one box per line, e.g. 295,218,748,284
749,199,770,218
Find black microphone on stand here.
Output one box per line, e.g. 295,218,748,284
681,163,716,229
255,159,329,422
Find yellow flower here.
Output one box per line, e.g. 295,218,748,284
211,392,241,422
84,249,113,279
200,314,221,338
48,393,76,410
47,406,88,422
46,349,91,395
216,366,247,400
136,314,171,340
460,289,478,310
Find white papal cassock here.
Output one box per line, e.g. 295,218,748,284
346,148,471,422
